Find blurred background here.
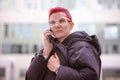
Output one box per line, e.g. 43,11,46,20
0,0,120,80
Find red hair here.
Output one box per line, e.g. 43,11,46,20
49,7,72,21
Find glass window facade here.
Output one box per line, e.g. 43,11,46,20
1,23,49,54
78,23,120,54
1,23,120,54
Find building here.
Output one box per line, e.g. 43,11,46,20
0,0,120,80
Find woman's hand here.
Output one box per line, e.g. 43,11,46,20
47,53,60,72
43,29,53,57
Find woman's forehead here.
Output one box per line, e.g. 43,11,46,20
49,12,67,20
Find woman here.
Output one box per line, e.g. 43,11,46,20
25,7,101,80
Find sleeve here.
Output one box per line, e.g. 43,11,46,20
25,50,48,80
55,42,101,80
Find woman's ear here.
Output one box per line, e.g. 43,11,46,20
70,22,74,30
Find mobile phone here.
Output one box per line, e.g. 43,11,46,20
49,35,52,43
49,29,55,43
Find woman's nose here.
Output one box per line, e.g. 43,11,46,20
54,22,61,27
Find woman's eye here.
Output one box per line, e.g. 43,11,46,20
59,19,66,23
50,21,55,24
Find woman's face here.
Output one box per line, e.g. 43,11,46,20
49,12,74,42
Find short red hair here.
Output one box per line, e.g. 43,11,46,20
49,7,72,21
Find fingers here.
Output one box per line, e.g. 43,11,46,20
44,29,53,38
49,55,54,59
43,29,54,56
54,53,59,59
47,53,60,72
49,53,59,61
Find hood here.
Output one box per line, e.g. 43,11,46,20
63,31,101,56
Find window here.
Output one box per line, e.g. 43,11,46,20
97,0,117,9
79,24,96,35
24,44,29,53
11,44,22,53
0,0,15,11
41,0,57,10
104,24,118,39
10,24,15,38
2,43,10,53
112,44,118,53
101,44,108,53
4,24,8,38
57,0,75,9
18,24,24,38
25,24,33,37
75,0,89,10
23,0,39,9
41,0,75,10
40,24,49,37
33,45,38,53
